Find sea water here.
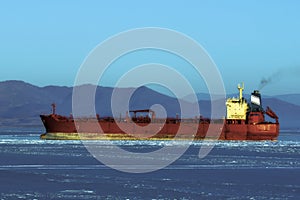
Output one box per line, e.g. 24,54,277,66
0,127,299,199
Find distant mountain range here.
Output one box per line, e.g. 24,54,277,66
0,80,299,129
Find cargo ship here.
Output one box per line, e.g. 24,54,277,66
40,83,279,140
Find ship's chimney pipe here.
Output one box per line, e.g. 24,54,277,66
250,90,263,112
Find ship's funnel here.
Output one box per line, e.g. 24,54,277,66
250,90,263,112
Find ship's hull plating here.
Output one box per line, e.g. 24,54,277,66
40,115,279,140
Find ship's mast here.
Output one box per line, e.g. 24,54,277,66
237,82,244,100
51,103,56,115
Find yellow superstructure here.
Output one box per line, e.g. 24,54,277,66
226,83,249,120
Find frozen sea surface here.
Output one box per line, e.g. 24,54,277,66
0,127,299,199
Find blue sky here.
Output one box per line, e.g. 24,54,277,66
0,0,300,95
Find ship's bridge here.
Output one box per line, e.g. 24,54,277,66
226,83,249,120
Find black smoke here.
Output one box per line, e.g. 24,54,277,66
258,71,280,90
258,67,299,90
259,77,271,90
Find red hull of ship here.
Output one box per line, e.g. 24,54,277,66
40,114,279,140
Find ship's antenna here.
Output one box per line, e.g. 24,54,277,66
51,103,56,115
237,82,244,100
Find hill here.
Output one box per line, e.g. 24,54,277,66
0,80,299,129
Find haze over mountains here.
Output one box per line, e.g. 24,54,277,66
0,80,299,129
